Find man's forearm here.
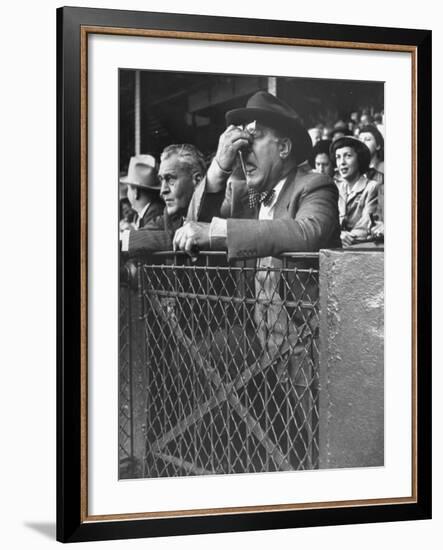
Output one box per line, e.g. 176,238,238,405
205,158,231,192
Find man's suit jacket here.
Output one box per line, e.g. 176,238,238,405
188,167,341,260
187,167,341,359
127,211,181,257
137,198,165,229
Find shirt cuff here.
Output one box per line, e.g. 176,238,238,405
209,217,227,250
121,230,130,252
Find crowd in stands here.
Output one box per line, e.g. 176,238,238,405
119,98,384,255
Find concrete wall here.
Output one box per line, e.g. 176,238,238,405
318,249,384,469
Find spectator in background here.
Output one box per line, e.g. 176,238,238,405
322,126,332,140
330,121,350,142
308,127,322,146
310,139,333,177
120,154,164,229
359,124,384,184
373,112,384,134
119,198,136,233
331,136,380,247
359,111,372,127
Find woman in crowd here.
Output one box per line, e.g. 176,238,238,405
309,139,334,177
358,124,384,184
331,136,381,247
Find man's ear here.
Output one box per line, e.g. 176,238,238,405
135,187,141,201
192,172,203,186
279,138,292,159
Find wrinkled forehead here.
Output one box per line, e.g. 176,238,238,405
159,154,187,174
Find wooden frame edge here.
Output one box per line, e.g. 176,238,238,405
67,15,429,538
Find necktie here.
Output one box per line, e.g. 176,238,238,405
248,189,276,210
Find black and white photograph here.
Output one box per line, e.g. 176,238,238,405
118,70,385,480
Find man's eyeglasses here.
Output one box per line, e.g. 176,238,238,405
239,120,263,139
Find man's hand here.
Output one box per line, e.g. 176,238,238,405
173,222,211,256
215,125,252,172
340,230,355,248
370,220,384,240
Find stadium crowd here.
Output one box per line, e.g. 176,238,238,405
119,91,384,257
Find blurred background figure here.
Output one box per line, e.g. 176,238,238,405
359,124,384,184
322,126,332,140
359,110,372,127
373,112,385,137
310,139,333,177
119,197,136,232
119,154,164,229
308,127,322,146
330,121,350,142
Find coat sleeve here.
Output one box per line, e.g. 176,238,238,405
144,199,165,225
127,216,174,257
185,176,226,222
350,180,381,241
226,177,340,260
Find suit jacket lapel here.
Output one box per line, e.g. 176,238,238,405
273,167,298,219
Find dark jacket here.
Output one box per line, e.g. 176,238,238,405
137,198,165,228
127,211,182,257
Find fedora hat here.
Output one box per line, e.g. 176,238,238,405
330,136,371,174
119,154,160,191
225,91,312,163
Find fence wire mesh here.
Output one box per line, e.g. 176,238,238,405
119,252,320,478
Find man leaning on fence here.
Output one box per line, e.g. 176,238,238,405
121,144,209,256
174,91,340,260
174,92,341,465
174,91,341,352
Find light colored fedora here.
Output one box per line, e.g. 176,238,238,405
119,154,160,191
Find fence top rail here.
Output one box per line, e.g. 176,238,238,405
135,250,321,260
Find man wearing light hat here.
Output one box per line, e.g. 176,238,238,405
120,154,164,229
121,144,213,256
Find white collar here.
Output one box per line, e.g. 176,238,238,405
137,201,151,220
267,177,286,209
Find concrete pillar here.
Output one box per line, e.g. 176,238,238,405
318,249,384,468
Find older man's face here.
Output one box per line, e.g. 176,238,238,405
159,155,195,216
242,122,284,192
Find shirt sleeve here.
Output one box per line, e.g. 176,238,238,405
209,217,227,250
121,230,130,252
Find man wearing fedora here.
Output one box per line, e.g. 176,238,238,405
174,92,341,458
174,90,341,358
120,154,164,230
175,90,340,261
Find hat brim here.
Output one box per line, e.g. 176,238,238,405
226,107,312,163
119,176,161,191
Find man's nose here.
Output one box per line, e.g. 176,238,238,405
160,181,170,195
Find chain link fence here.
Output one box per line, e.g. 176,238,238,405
119,251,320,478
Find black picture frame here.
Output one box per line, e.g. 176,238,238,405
57,6,432,543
